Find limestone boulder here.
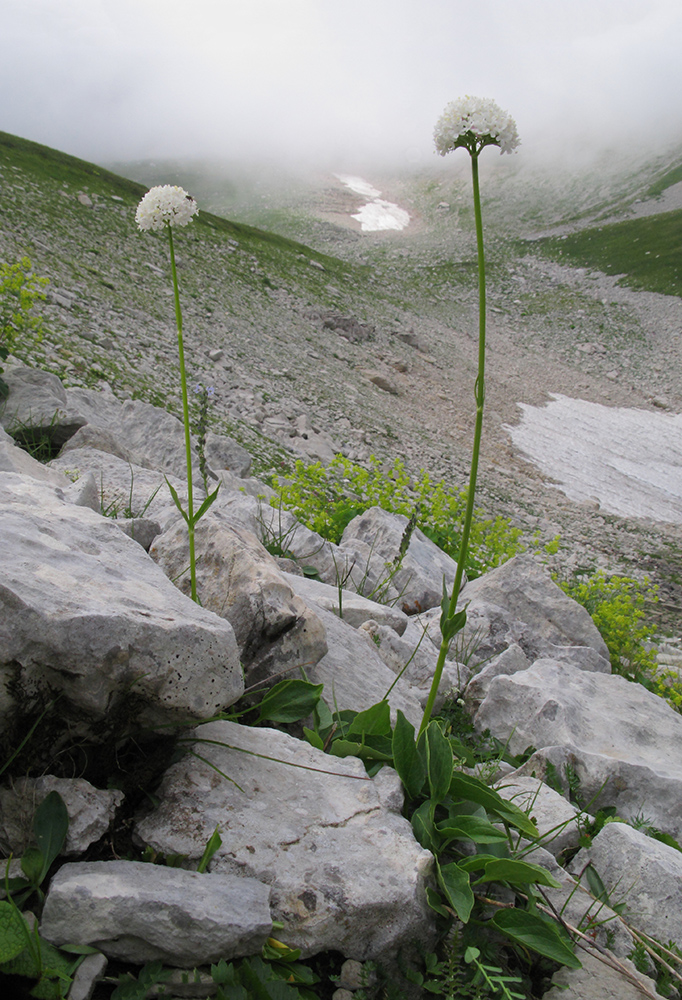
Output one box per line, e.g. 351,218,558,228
0,473,243,745
150,514,328,677
134,722,436,961
49,448,185,528
282,571,408,634
475,660,682,839
543,951,660,1000
365,618,469,711
0,776,123,856
41,861,272,966
305,605,423,725
0,424,69,485
0,361,86,448
339,506,463,615
204,430,252,478
493,775,581,857
570,822,682,949
457,555,610,668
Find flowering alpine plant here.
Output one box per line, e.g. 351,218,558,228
136,185,218,604
420,99,519,734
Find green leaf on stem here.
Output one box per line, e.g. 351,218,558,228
256,680,323,724
437,815,509,845
392,711,426,799
346,700,392,737
164,477,189,525
34,791,68,882
471,858,562,889
193,483,221,524
437,861,475,922
425,722,453,803
492,908,582,968
449,772,539,838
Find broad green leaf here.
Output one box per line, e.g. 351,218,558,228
256,680,323,724
303,727,324,751
392,711,426,799
437,815,509,845
458,853,501,873
425,887,450,918
472,858,562,889
492,908,582,968
437,861,474,923
346,700,392,737
312,698,334,736
0,900,29,963
34,791,69,879
21,846,45,886
329,739,393,762
425,722,453,803
449,772,539,838
411,800,438,853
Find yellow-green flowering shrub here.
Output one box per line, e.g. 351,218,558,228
268,455,523,578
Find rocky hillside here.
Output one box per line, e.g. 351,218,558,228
2,131,682,629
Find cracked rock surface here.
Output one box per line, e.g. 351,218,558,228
134,721,435,960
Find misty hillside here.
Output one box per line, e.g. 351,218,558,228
2,130,682,626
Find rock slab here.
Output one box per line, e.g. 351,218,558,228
40,860,272,966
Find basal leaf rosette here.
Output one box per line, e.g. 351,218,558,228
135,185,199,231
434,95,520,157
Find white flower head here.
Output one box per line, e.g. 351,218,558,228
135,185,199,231
434,96,520,157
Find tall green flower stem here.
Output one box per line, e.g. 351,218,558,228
418,151,488,736
136,184,219,606
167,225,197,603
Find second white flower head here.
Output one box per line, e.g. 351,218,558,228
434,96,520,156
135,185,199,231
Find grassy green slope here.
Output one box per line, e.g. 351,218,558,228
536,209,682,297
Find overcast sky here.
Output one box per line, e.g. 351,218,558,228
2,0,682,171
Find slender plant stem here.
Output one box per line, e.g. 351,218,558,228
168,225,197,602
419,150,486,735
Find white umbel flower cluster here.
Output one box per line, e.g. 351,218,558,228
434,96,520,156
135,185,199,231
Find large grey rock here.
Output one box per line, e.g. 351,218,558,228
150,514,328,675
363,618,469,711
570,822,682,949
0,776,123,856
0,473,243,742
306,605,423,725
493,775,581,857
134,722,435,961
213,493,352,584
339,506,463,615
464,644,531,713
518,846,636,959
421,555,610,671
543,950,661,1000
0,362,86,447
40,860,272,966
475,660,682,839
204,430,252,478
0,424,68,485
282,571,408,634
49,448,186,528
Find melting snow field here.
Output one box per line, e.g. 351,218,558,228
506,394,682,524
335,174,410,232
